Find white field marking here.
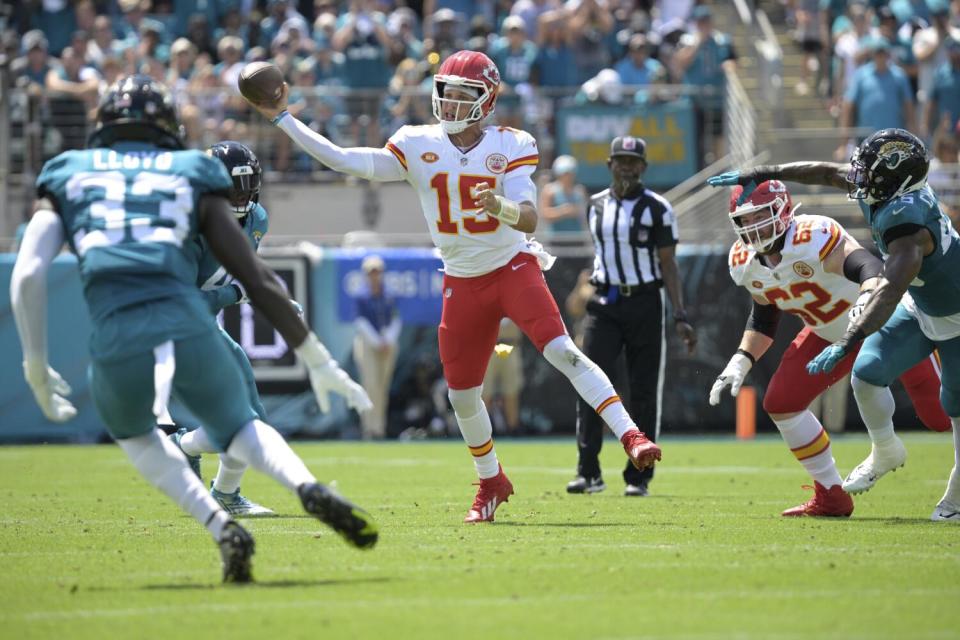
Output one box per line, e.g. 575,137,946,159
595,632,960,640
505,465,798,476
6,587,960,623
297,456,453,467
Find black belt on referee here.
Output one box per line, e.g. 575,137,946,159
593,282,658,297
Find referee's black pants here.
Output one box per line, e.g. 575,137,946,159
575,287,664,487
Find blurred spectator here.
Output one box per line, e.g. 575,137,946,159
482,319,526,436
214,8,252,50
215,36,247,93
136,20,169,64
890,0,934,25
75,0,96,34
875,5,918,94
353,255,401,440
313,13,339,49
12,30,52,90
511,0,560,39
381,58,431,132
46,45,101,151
673,5,736,163
334,0,393,143
576,67,623,104
425,8,462,60
614,33,665,93
28,0,77,56
69,30,92,68
87,15,118,68
490,15,538,128
568,0,616,84
538,154,588,240
167,38,196,88
312,37,348,84
790,0,823,96
838,37,915,158
533,10,578,90
186,14,217,60
923,36,960,137
260,0,309,50
172,0,220,43
386,8,424,65
831,2,871,104
114,0,149,46
928,130,960,225
913,2,959,107
393,353,453,439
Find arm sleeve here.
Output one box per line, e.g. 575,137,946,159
745,299,781,338
842,248,884,283
382,315,402,345
10,210,66,368
354,317,382,346
276,113,406,182
503,130,539,203
653,199,680,248
201,284,242,313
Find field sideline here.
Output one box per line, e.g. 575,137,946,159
1,434,958,640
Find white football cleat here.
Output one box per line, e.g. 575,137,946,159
841,436,907,494
931,500,960,523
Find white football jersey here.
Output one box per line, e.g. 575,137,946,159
385,124,539,277
728,214,858,342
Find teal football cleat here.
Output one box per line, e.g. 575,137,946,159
170,427,202,479
211,485,277,517
298,482,379,549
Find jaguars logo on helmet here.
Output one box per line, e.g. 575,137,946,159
88,75,185,150
207,141,262,218
847,128,929,205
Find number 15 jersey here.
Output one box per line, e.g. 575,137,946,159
385,124,539,278
727,214,857,342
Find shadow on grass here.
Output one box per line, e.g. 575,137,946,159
87,576,396,592
493,521,639,528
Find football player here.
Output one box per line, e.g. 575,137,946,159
709,128,960,522
245,50,661,523
709,180,949,517
166,140,299,517
10,75,378,583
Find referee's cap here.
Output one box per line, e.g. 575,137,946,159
609,136,646,160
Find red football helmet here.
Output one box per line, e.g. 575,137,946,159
728,180,797,253
432,50,500,134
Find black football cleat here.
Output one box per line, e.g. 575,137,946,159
298,483,379,550
566,475,606,494
219,520,255,584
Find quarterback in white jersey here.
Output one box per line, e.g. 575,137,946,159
246,50,661,524
708,180,948,517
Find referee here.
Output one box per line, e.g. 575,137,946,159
567,136,697,496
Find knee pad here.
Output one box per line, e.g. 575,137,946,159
542,335,597,379
448,386,483,418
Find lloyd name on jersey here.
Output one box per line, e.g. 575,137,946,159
728,214,858,343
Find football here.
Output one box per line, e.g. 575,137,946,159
238,62,285,107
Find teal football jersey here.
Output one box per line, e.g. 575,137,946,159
860,184,960,316
192,203,269,292
36,142,234,360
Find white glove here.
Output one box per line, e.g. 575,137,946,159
23,361,77,423
295,333,373,413
708,353,753,406
848,289,873,322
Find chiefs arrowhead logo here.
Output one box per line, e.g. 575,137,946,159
486,153,507,173
482,62,500,86
421,152,439,163
751,280,763,289
793,262,814,279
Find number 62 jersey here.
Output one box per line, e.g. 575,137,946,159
385,124,539,278
728,214,858,342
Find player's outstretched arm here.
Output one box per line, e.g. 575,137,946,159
199,194,372,413
10,200,77,422
708,162,851,200
245,83,405,183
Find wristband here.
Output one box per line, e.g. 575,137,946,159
673,310,689,323
493,196,520,225
838,326,866,350
271,110,289,126
735,348,756,366
294,332,333,368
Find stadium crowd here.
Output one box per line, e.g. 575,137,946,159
2,0,735,174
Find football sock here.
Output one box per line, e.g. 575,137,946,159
774,411,842,488
225,420,316,492
179,427,216,456
940,418,960,505
213,454,247,494
116,428,228,540
542,335,638,440
448,386,500,479
851,374,897,445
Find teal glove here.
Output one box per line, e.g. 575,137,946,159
806,343,848,375
706,171,741,187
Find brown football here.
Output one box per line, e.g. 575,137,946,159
238,62,285,106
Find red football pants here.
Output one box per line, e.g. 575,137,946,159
763,327,950,431
438,252,567,390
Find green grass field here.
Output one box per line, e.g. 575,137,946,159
1,434,958,640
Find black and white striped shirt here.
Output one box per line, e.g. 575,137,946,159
587,185,679,287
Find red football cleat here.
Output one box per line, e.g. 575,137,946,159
782,482,854,517
464,466,514,523
621,431,661,471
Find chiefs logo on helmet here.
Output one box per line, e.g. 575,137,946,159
432,51,501,134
